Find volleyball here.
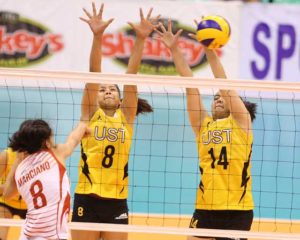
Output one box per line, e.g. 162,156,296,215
196,15,231,49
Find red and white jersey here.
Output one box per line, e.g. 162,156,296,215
15,150,70,240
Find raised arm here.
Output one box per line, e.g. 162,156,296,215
80,3,113,121
205,49,252,132
54,121,89,162
121,8,159,125
155,20,207,137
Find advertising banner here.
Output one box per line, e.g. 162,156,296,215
0,0,241,78
240,4,300,82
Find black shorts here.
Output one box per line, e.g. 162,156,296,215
189,209,253,240
72,193,128,224
0,202,27,219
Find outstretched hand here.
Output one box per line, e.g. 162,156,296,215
80,2,114,37
187,19,199,41
128,8,160,40
154,19,182,50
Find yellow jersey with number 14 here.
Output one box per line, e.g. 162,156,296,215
0,148,27,209
75,108,132,199
196,115,254,210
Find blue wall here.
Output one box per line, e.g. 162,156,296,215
1,87,299,220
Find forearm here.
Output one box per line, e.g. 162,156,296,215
81,83,99,121
89,35,103,72
205,49,227,79
126,37,145,74
204,49,234,100
171,46,193,77
68,122,88,147
63,121,88,158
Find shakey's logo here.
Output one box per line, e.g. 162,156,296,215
0,12,64,67
102,19,222,75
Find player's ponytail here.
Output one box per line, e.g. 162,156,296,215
115,85,153,115
9,119,52,154
242,99,257,122
136,98,153,115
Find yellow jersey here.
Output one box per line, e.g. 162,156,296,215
75,108,133,199
0,148,27,209
195,115,254,210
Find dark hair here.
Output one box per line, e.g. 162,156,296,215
115,85,121,97
137,98,153,115
242,99,257,122
115,85,153,116
9,119,52,154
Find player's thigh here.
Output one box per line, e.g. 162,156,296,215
0,205,13,240
71,230,100,240
101,231,127,240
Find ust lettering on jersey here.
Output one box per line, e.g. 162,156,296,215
196,115,254,210
202,129,232,145
76,108,132,199
94,126,126,142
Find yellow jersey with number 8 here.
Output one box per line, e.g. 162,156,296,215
75,108,132,199
196,115,254,210
0,148,27,209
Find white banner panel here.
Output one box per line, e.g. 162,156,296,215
240,3,300,82
0,0,241,78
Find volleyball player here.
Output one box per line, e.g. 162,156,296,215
155,20,257,240
0,148,27,240
2,119,89,240
71,3,157,240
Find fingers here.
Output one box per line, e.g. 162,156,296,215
79,17,89,23
193,19,198,27
106,18,114,25
98,3,104,18
159,22,167,33
154,28,163,37
188,33,197,41
153,23,161,29
82,8,92,19
154,14,161,21
139,8,144,20
174,29,183,39
127,22,135,29
92,2,97,16
168,18,172,32
194,16,204,27
146,7,153,20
